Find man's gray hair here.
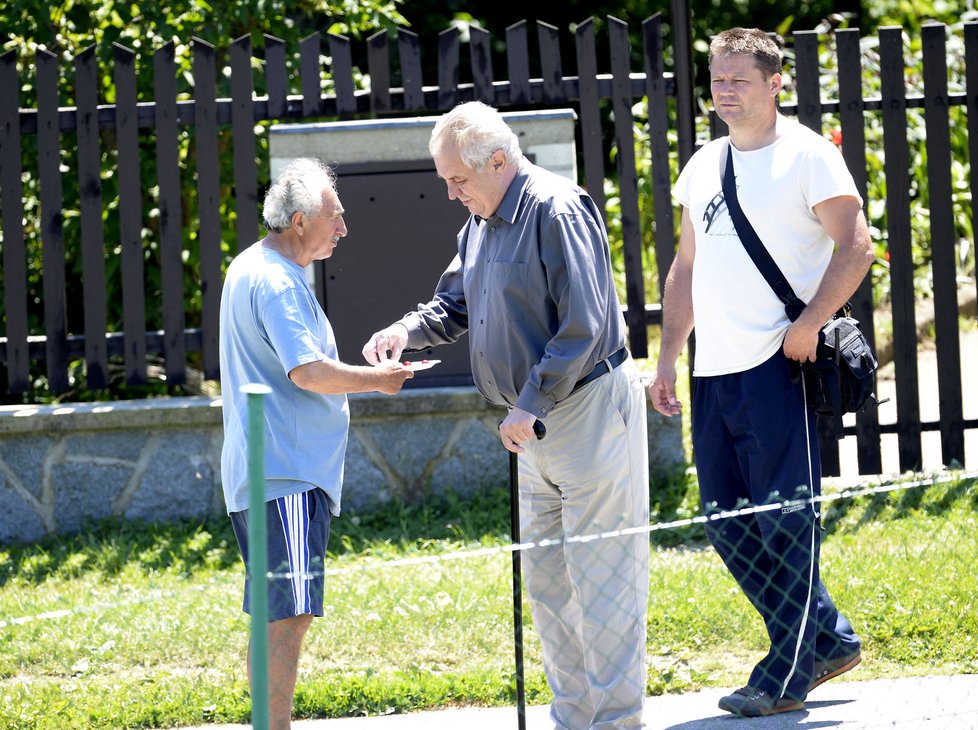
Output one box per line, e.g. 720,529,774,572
429,101,521,171
263,157,337,232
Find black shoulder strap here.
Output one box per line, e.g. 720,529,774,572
721,143,806,322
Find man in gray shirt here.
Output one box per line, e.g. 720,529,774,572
362,102,650,729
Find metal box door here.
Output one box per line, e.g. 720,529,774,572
319,162,474,387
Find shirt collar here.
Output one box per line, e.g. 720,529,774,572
486,157,530,225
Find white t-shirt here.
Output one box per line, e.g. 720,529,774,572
673,120,862,376
219,242,350,514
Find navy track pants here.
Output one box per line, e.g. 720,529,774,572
692,350,860,701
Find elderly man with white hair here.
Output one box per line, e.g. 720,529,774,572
220,157,413,730
363,103,650,730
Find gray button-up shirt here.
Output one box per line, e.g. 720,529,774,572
398,159,627,418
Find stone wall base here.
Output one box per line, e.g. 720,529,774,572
0,388,684,544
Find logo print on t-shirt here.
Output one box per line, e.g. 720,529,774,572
703,190,728,233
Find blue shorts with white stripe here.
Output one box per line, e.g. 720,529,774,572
230,487,332,621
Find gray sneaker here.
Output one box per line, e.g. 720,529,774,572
718,686,805,717
810,651,862,692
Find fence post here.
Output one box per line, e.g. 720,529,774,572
670,0,696,167
36,48,69,394
837,27,883,473
922,22,965,468
113,42,148,386
230,34,260,252
244,383,272,730
879,27,923,472
0,50,30,393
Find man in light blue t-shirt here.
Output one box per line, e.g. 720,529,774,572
219,157,413,729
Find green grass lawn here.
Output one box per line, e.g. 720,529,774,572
0,473,975,729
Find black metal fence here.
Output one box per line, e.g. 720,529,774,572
0,10,976,476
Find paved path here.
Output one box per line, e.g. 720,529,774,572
178,674,978,729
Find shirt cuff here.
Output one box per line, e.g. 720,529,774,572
396,313,425,350
515,387,556,419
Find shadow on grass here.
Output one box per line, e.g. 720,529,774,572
336,462,708,554
821,472,977,536
6,471,967,589
0,516,241,587
822,490,892,535
648,464,709,548
333,487,513,556
924,474,977,515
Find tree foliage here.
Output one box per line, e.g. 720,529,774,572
2,0,408,105
0,0,407,401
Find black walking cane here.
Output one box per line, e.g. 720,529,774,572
501,418,546,730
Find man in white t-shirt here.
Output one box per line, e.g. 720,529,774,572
220,158,413,729
649,28,872,718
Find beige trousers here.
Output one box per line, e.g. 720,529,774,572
519,359,650,730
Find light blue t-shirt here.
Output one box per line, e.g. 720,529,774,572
219,242,349,514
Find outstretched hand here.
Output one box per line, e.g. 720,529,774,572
362,323,409,365
373,359,414,395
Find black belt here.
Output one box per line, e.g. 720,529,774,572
572,347,629,393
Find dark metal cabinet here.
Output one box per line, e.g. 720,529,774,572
318,160,473,387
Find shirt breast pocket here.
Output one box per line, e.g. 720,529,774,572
489,261,528,321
